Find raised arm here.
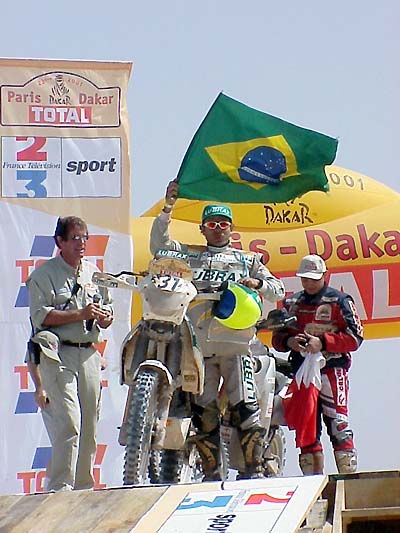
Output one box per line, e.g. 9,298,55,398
150,179,183,256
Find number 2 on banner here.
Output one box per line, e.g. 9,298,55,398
16,137,47,161
15,137,47,198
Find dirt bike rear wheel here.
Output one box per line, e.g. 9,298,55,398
263,425,286,477
148,450,161,484
159,449,183,484
154,447,204,484
123,369,158,485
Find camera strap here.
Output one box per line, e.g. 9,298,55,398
61,280,81,310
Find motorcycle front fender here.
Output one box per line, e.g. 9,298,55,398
133,359,173,387
180,317,205,395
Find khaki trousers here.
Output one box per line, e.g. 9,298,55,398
40,345,101,491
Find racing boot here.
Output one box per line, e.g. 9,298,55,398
195,428,222,481
239,426,266,479
334,449,357,474
299,451,324,475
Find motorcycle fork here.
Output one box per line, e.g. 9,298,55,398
129,331,150,377
119,332,151,444
165,334,182,381
153,334,186,448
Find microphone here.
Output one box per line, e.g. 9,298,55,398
87,293,102,331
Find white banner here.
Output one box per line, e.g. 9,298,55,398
0,205,133,493
0,58,133,494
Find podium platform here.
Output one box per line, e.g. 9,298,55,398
1,471,399,532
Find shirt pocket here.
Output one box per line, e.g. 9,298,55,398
54,288,72,310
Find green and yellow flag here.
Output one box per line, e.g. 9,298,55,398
176,93,338,203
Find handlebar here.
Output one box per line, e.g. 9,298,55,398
256,309,298,332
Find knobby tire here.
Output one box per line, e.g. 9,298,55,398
159,450,183,484
123,369,158,485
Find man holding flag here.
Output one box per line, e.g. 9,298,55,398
150,93,341,479
150,180,285,480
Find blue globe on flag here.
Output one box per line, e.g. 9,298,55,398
238,146,287,186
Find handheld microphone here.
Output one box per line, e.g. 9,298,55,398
87,293,102,331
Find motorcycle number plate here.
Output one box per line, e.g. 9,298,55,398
148,257,193,280
151,274,187,292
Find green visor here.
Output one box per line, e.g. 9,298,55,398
202,204,232,222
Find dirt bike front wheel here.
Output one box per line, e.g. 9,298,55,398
123,369,159,485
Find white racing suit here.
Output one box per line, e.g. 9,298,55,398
150,213,285,478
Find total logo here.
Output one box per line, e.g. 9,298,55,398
2,72,120,128
15,233,109,307
29,105,92,125
16,444,108,494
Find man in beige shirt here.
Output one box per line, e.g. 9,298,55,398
26,216,113,492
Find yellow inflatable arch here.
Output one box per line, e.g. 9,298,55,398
132,166,400,341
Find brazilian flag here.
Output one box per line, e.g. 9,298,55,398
176,93,338,204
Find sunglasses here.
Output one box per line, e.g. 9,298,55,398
70,235,89,242
203,221,231,230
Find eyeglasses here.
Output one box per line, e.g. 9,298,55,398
70,235,89,242
203,221,231,230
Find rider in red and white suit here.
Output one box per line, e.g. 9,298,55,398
272,254,363,475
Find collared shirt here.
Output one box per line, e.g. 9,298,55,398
27,254,113,344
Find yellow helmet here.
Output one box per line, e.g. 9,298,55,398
214,281,262,329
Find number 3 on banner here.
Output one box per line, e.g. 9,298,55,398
16,170,47,198
16,137,48,198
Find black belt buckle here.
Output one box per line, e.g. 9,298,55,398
63,341,93,349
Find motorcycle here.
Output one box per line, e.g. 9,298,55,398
93,249,205,485
93,257,293,485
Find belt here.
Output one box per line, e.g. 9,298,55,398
62,341,93,349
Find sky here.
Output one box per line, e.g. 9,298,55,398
2,1,399,476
